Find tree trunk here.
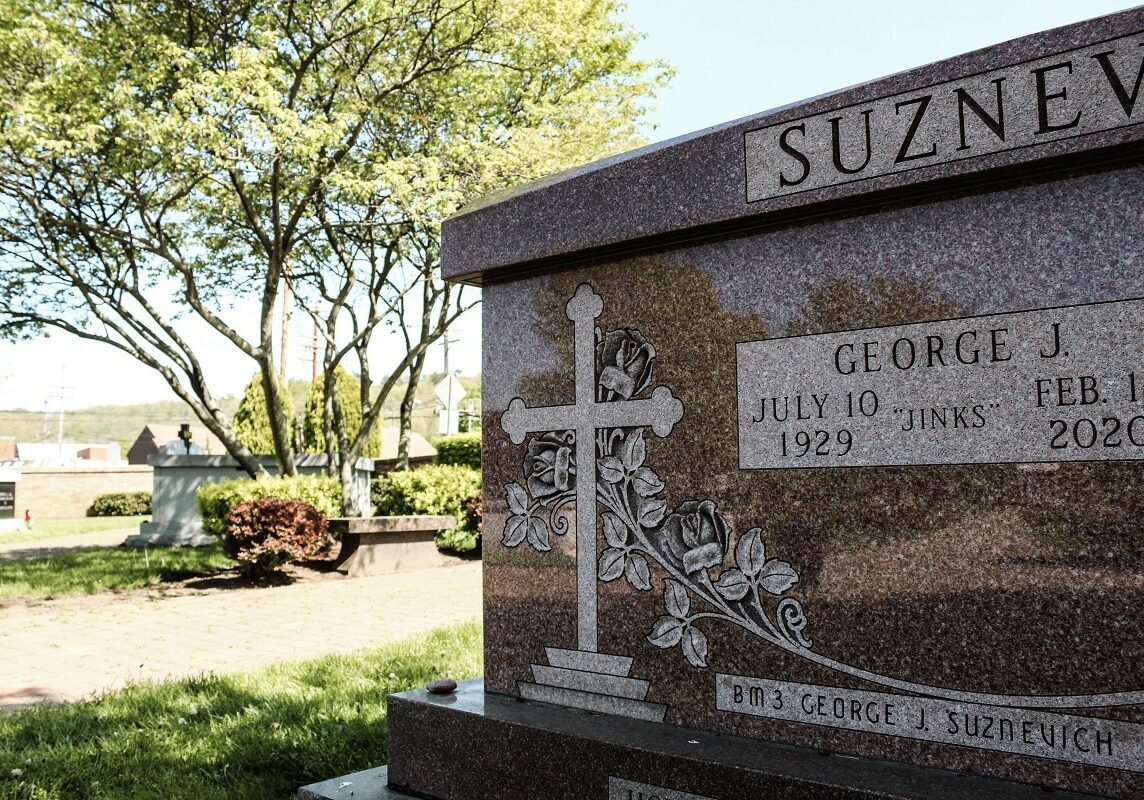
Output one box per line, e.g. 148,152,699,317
397,352,426,471
260,362,297,476
338,452,358,517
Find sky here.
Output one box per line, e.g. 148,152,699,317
0,0,1135,413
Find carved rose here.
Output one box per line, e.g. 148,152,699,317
596,329,655,401
654,500,729,575
525,431,575,499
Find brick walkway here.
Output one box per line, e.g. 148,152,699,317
0,534,482,710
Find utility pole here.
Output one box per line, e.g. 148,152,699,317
49,384,71,462
440,337,460,435
279,277,292,386
311,320,319,382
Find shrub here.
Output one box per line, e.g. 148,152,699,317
433,432,481,470
198,475,342,538
87,491,152,516
223,498,330,578
373,465,482,556
371,464,481,523
435,526,479,554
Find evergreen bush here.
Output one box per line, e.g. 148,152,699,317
198,475,342,538
433,432,481,470
232,374,295,455
87,491,152,516
302,367,381,457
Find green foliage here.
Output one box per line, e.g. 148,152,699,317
87,491,152,516
224,498,330,578
372,465,481,526
0,623,481,799
197,475,341,538
433,432,482,470
302,367,381,458
435,526,480,554
435,490,482,554
0,545,233,600
0,0,665,482
232,374,295,456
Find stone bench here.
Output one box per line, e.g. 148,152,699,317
330,515,456,577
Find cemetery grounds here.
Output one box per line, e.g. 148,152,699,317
0,517,483,799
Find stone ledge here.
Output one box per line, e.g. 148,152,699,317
299,766,417,800
330,515,455,576
348,679,1107,800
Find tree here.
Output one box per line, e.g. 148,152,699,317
0,0,668,509
302,366,381,458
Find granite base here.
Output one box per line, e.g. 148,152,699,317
300,679,1105,800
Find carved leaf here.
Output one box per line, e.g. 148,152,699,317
598,547,626,582
624,553,652,591
598,456,625,484
506,483,529,517
637,498,667,529
620,429,646,471
602,513,628,549
502,515,528,548
663,579,690,618
647,615,684,649
682,626,709,668
683,542,723,575
713,567,750,601
631,467,664,497
526,518,551,552
758,560,799,595
735,527,766,577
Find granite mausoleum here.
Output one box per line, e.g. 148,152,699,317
302,9,1142,799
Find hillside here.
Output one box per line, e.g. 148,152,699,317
0,374,480,451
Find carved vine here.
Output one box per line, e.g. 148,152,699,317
502,324,811,668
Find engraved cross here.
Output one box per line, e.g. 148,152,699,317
501,284,684,652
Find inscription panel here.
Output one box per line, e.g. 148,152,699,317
744,32,1144,202
716,675,1144,773
608,777,717,800
737,298,1144,469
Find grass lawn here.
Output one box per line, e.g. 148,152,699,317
0,516,150,546
0,622,482,800
0,546,234,600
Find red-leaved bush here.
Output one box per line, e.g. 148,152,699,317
464,491,482,534
223,498,330,578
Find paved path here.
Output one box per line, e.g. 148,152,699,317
0,550,483,710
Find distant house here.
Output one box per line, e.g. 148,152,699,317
127,424,223,465
14,441,122,465
374,427,436,472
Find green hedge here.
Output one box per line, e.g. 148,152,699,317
433,432,481,470
373,465,481,555
372,465,480,523
197,475,342,538
87,492,152,517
